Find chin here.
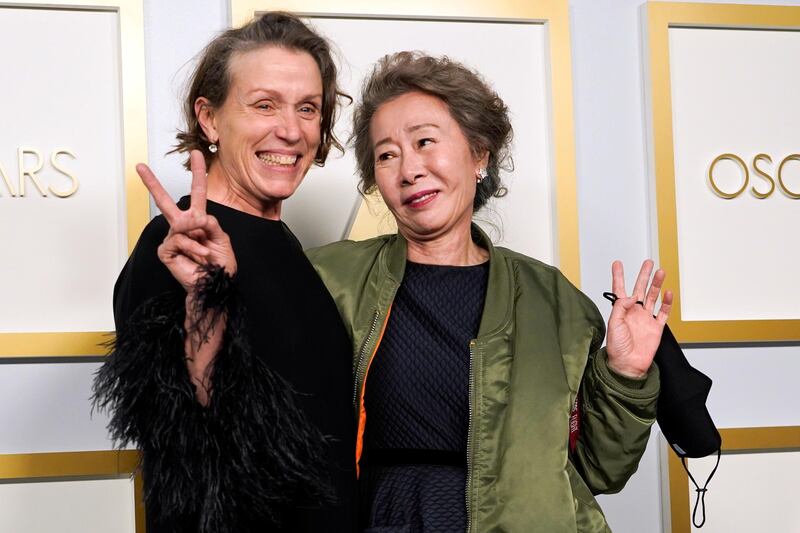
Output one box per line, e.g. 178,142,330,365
262,186,299,202
406,210,446,228
257,174,304,195
401,221,448,239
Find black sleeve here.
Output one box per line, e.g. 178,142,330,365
112,215,179,330
93,220,335,532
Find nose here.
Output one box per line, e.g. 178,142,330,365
275,109,302,144
400,150,426,185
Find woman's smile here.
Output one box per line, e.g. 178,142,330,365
404,189,439,208
256,151,301,168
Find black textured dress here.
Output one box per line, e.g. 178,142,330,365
359,260,489,533
96,198,357,533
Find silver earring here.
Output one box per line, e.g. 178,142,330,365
208,143,218,154
477,168,488,183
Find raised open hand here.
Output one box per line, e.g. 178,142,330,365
137,150,236,292
605,260,673,379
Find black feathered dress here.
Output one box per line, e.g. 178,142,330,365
94,198,357,533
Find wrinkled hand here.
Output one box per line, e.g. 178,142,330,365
606,260,673,379
137,150,236,293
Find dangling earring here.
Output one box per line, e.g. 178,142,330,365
208,142,218,154
476,168,488,183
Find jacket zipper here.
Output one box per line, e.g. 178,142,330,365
352,309,380,408
466,339,477,533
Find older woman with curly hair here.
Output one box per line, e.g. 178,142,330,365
307,51,671,533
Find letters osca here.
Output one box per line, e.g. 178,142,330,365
0,147,78,198
709,153,800,200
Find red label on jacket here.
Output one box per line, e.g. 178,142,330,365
569,392,581,453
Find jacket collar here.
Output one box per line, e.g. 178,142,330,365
380,224,512,338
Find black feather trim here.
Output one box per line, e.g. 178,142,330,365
93,264,334,532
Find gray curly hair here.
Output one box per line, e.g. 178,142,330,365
351,51,512,211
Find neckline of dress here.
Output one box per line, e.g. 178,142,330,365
405,259,489,270
203,197,284,226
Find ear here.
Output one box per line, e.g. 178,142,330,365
194,97,219,143
476,150,490,170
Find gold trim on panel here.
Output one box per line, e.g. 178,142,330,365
645,2,800,343
234,0,563,27
0,0,148,358
663,426,800,533
0,450,145,533
231,0,582,286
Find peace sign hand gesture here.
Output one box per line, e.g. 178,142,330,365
605,260,673,379
137,150,236,293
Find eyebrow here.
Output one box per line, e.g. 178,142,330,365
373,123,440,150
246,89,323,103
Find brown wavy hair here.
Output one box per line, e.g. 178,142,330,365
351,51,512,211
172,12,348,170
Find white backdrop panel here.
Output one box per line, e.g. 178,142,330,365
668,27,800,321
0,7,127,333
686,450,800,533
280,17,556,263
0,478,136,533
0,363,114,454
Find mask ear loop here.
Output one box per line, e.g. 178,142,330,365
602,292,645,307
680,448,721,528
606,290,720,527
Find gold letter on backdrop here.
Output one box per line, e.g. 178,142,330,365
17,147,47,197
777,154,800,199
709,153,748,199
751,153,775,199
0,161,17,197
49,149,79,198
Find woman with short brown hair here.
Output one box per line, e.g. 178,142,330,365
94,12,356,533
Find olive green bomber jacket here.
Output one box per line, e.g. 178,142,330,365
307,229,659,533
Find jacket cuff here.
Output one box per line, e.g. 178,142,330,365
593,348,660,401
608,367,647,390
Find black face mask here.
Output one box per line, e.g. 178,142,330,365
603,294,722,528
655,324,722,458
656,324,721,529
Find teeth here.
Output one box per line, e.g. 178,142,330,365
258,153,297,166
411,192,435,204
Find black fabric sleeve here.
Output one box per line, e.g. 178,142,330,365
93,220,334,532
112,215,179,330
